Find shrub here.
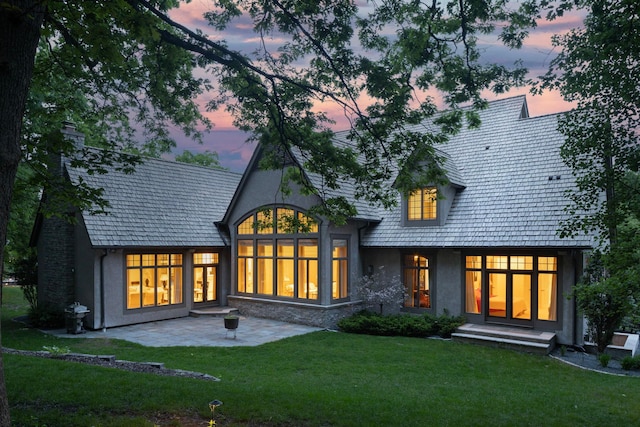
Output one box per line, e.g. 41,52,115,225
28,303,65,329
13,250,38,311
598,353,611,368
621,355,640,371
337,310,465,339
354,267,406,315
575,251,633,354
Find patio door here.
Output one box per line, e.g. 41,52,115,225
194,266,217,304
193,253,219,305
486,272,532,325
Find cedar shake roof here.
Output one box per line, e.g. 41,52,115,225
359,95,594,248
66,152,241,248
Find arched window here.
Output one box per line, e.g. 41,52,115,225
236,207,319,300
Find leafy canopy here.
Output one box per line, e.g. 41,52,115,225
534,0,640,343
535,0,640,245
27,0,541,223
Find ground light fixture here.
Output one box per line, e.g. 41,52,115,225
209,400,223,426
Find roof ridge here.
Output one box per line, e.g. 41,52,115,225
79,146,243,176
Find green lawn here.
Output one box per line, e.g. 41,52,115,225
3,286,640,426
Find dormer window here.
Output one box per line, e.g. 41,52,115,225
407,187,437,221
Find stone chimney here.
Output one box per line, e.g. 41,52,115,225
37,121,86,315
61,120,85,149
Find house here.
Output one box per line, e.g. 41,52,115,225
32,96,593,347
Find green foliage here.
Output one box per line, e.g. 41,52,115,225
15,0,214,223
337,310,465,339
598,353,611,368
621,355,640,371
12,251,38,312
27,303,65,330
4,286,640,426
174,150,226,169
3,164,39,280
575,251,634,354
536,1,640,246
9,0,545,229
42,345,70,356
208,0,536,222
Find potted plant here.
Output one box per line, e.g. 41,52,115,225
224,314,239,330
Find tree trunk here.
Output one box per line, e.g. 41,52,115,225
0,2,46,425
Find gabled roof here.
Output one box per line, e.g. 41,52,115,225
432,147,466,188
222,137,383,223
289,137,384,222
360,95,594,248
66,150,241,248
227,96,592,249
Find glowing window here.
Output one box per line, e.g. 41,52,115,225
403,255,431,309
236,207,320,300
408,187,437,221
332,239,349,300
126,254,183,310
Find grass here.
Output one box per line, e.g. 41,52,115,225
3,286,640,426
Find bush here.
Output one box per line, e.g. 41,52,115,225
28,303,65,329
621,355,640,371
13,249,38,311
338,310,465,338
598,353,611,368
354,267,406,315
575,251,633,354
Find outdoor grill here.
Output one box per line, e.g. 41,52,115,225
65,302,90,334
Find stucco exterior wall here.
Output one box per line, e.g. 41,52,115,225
73,216,96,325
555,250,582,345
360,248,464,316
91,249,191,329
435,249,463,315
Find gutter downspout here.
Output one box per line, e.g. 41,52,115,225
572,249,584,349
100,249,108,332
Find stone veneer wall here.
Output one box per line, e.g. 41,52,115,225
228,296,363,329
37,214,75,312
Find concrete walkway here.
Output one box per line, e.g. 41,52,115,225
47,316,323,347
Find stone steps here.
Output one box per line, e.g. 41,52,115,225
452,323,556,355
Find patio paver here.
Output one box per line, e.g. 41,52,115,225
46,316,323,347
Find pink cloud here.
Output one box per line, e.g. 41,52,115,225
166,2,585,171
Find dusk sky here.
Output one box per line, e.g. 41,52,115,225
166,1,585,173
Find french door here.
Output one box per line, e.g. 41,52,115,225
194,265,217,304
486,272,532,325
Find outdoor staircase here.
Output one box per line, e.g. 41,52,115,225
452,323,556,355
189,306,239,318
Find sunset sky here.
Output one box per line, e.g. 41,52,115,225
166,1,585,172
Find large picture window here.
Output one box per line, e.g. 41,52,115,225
464,255,558,323
237,207,319,300
127,254,183,309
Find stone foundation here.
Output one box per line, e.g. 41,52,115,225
228,296,363,329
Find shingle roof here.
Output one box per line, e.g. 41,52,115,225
357,95,594,248
66,151,242,248
286,134,384,221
